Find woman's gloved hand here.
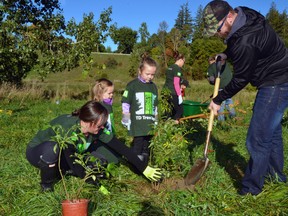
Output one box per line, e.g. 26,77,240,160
143,166,162,182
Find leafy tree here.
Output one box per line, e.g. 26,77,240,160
174,2,193,43
189,38,226,80
132,22,169,76
157,21,169,70
168,28,182,52
109,25,137,54
0,0,64,84
128,48,145,77
177,45,191,78
105,46,113,53
65,9,112,77
132,22,151,57
0,0,112,84
146,33,161,50
147,33,164,72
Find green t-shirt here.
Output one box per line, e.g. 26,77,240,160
101,102,116,134
207,62,233,89
28,114,113,151
163,64,183,95
122,78,158,137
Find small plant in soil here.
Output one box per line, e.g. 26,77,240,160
51,124,107,201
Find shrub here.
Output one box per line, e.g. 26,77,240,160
149,120,196,178
105,57,118,69
158,88,172,120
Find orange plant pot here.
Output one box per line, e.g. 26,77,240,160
61,199,89,216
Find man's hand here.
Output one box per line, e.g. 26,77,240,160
209,100,221,116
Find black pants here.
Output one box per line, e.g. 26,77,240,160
132,136,152,155
169,94,183,120
105,137,147,173
26,141,61,185
88,140,120,164
26,141,107,185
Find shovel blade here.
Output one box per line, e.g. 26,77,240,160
184,158,210,186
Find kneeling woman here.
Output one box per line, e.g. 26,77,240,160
26,100,162,192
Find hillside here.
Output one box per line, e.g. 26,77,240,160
24,53,134,100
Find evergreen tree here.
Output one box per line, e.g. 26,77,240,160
266,2,288,45
279,10,288,46
266,2,282,35
174,2,193,43
192,5,204,40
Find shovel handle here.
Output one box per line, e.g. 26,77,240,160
204,76,220,157
207,77,220,131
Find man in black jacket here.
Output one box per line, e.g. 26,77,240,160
203,0,288,195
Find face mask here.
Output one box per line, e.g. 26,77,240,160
103,98,113,105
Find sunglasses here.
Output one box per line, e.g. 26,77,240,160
217,16,227,33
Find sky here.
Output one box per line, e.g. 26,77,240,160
59,0,287,51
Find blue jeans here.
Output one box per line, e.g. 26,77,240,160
241,83,288,195
218,98,236,121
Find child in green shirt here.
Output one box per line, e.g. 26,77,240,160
91,78,119,163
121,53,158,166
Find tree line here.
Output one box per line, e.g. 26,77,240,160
1,1,287,85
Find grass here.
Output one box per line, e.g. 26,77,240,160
1,55,288,215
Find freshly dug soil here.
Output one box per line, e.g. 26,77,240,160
151,178,195,192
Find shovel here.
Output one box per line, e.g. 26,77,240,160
184,56,222,186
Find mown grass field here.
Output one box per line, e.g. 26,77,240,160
0,53,288,215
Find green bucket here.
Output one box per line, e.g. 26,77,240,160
183,100,209,117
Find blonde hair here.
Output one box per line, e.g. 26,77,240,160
91,78,113,101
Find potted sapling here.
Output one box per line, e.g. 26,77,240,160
52,124,108,216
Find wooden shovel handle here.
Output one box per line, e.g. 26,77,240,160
207,77,220,132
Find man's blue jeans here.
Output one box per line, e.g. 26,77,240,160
218,98,236,121
241,83,288,195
